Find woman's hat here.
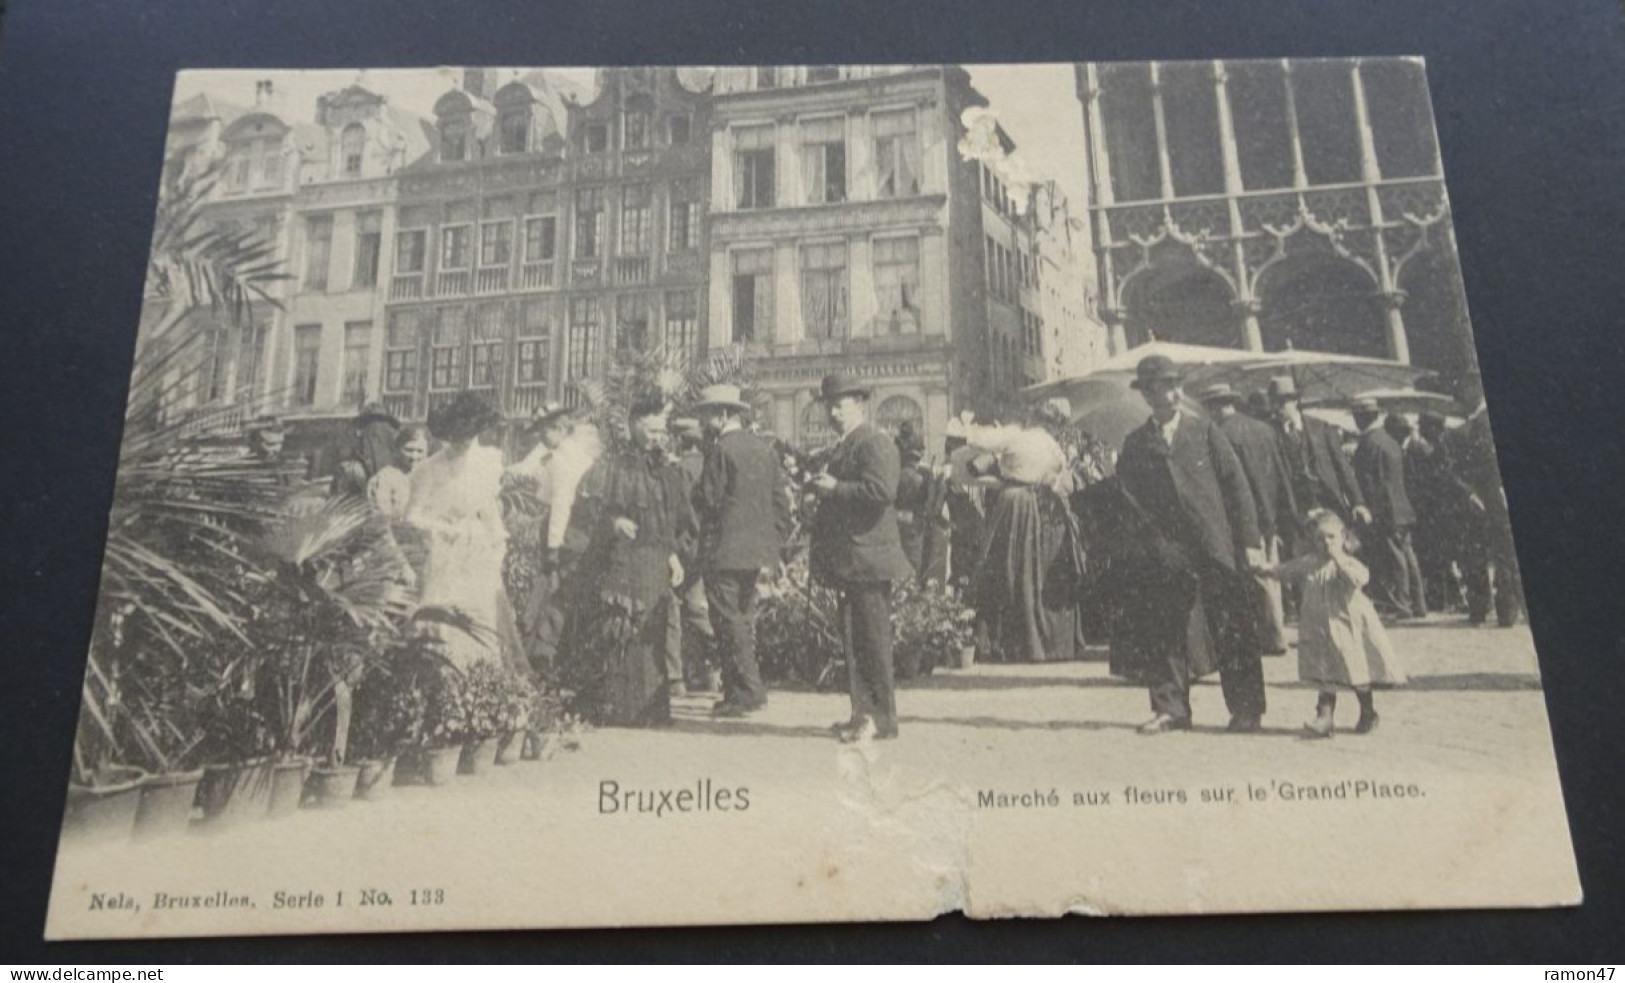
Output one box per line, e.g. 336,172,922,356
356,401,400,428
1130,354,1183,390
692,384,752,413
818,372,872,402
426,391,499,444
528,401,570,433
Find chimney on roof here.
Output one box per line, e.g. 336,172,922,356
255,79,274,108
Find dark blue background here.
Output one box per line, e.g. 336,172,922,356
1,0,1622,962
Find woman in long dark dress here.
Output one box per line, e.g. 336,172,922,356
964,424,1087,663
559,400,696,727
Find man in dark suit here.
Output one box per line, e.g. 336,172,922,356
1118,356,1267,734
1269,376,1369,529
1199,383,1296,654
1446,375,1525,626
807,373,914,742
1352,399,1425,619
693,386,792,718
1407,412,1462,612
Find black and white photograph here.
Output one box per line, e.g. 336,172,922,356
44,60,1578,939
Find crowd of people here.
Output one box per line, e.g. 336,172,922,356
238,352,1524,744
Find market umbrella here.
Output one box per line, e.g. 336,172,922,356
1183,348,1435,404
1305,387,1459,416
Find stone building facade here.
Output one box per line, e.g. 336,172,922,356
1074,57,1474,381
150,66,1101,460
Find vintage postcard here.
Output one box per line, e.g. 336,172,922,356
46,61,1578,940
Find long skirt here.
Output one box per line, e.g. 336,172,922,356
969,483,1085,663
560,592,673,728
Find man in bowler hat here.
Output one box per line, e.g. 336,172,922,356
693,385,792,717
1269,375,1369,528
806,372,913,742
1117,356,1267,734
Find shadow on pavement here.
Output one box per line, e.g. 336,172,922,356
666,715,838,740
903,673,1135,691
1400,672,1543,691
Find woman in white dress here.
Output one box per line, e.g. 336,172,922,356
407,392,522,670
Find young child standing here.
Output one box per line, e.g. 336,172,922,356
1260,509,1407,737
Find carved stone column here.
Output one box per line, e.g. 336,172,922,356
1378,289,1411,364
1233,298,1265,352
1102,305,1129,356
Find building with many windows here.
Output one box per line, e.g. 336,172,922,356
376,67,711,435
149,66,1106,459
706,65,1101,452
1074,58,1473,380
150,78,432,448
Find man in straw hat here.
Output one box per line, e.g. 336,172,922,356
692,385,791,717
807,372,913,742
1118,355,1268,734
1199,382,1297,654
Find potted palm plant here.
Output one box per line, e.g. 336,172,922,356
246,496,415,812
69,154,295,839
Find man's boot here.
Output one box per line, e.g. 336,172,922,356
1304,691,1336,739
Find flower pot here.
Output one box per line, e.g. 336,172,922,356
458,738,500,775
353,757,396,800
955,645,976,670
494,732,522,766
303,764,361,810
267,758,311,818
133,769,204,840
197,758,274,826
63,767,146,844
400,746,462,787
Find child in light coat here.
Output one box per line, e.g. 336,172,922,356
1259,509,1406,737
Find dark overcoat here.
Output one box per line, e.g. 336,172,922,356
1117,412,1263,572
1217,411,1297,541
1353,425,1417,527
1278,415,1365,520
809,422,913,585
695,428,792,573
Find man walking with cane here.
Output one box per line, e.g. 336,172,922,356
807,373,913,742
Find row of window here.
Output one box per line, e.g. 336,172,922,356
375,290,703,399
290,320,375,407
1095,59,1440,203
1021,309,1045,360
730,236,923,343
984,234,1036,306
297,181,706,294
979,162,1024,220
300,212,383,291
441,106,696,163
731,107,922,210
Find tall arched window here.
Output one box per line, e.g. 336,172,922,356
340,124,366,177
